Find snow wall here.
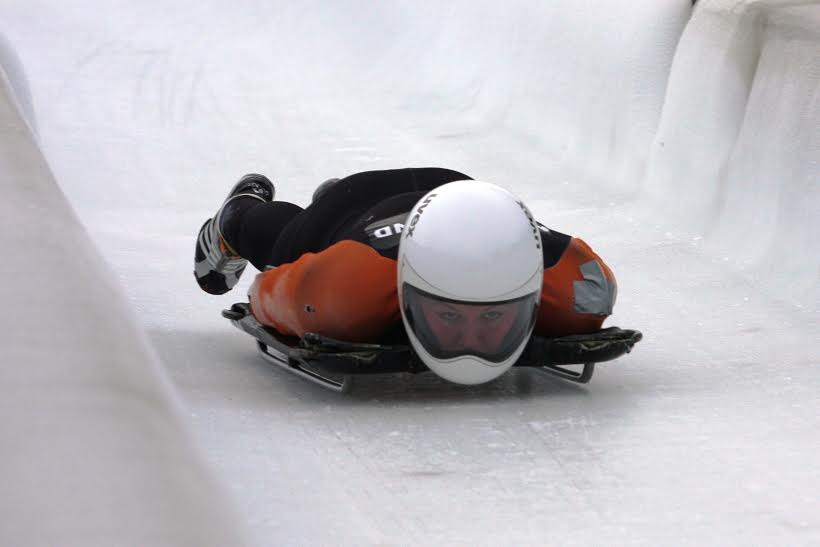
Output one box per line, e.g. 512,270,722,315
0,44,243,546
644,0,820,308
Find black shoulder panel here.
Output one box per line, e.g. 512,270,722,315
540,226,571,268
337,192,427,259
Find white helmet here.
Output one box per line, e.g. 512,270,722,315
397,180,543,385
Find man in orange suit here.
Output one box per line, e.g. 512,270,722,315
195,167,616,384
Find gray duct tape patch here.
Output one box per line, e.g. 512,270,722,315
573,260,616,315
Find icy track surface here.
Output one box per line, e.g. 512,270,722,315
2,1,819,545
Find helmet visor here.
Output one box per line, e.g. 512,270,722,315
402,284,539,363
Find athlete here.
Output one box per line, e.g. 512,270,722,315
195,167,616,384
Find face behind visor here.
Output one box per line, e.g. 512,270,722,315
402,285,539,364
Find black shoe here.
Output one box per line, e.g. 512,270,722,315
194,174,275,295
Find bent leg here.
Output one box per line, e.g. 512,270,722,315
236,201,304,270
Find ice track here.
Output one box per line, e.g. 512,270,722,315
1,1,818,545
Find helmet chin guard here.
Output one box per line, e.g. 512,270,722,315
398,180,543,385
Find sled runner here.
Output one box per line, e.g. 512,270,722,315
223,303,642,392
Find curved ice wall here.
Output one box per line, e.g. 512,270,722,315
352,0,694,191
645,0,820,306
0,41,243,546
1,0,817,541
0,33,36,136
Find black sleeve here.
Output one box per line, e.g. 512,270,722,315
539,224,572,268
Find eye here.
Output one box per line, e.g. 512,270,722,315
482,310,503,321
437,311,461,322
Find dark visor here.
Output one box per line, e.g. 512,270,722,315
402,284,539,363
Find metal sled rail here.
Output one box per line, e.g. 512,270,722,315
223,303,642,391
255,340,351,392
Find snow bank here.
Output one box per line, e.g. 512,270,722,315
644,0,820,306
0,42,243,546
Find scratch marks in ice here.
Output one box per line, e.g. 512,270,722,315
57,40,231,128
